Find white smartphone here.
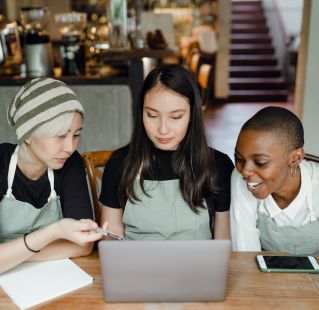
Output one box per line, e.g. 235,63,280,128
256,254,319,273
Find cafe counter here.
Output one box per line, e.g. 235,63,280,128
0,48,175,151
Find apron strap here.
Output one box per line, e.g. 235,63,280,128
6,145,57,201
47,168,57,200
6,145,20,197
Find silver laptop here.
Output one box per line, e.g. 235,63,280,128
98,239,232,302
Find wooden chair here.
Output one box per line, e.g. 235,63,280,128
82,150,113,224
189,52,201,75
198,63,214,107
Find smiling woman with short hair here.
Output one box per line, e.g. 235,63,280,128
230,106,319,255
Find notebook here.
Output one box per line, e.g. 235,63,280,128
98,239,232,302
0,259,93,310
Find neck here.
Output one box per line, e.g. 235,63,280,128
17,157,47,181
272,168,301,209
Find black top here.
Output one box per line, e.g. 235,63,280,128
0,143,93,220
100,145,234,219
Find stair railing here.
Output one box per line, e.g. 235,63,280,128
214,0,231,99
262,0,290,82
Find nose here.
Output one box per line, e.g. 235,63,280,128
158,118,170,135
238,162,254,178
63,135,76,154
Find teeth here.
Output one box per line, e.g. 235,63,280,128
247,182,262,189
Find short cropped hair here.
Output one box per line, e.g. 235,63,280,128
241,106,304,150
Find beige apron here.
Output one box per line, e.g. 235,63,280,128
0,146,63,243
123,179,212,240
257,180,319,255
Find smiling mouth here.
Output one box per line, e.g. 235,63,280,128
246,181,263,190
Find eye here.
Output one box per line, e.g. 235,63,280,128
255,161,268,167
234,155,243,163
58,134,66,139
172,115,183,120
147,113,157,118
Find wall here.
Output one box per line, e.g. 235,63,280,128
275,0,303,37
298,0,319,155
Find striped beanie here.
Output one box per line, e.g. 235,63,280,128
7,77,84,143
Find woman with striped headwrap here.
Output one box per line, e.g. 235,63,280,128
0,78,102,273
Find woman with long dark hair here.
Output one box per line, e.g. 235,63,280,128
100,64,233,240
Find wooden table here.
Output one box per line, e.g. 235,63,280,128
1,252,319,309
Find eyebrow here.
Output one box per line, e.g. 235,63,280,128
234,150,270,158
68,127,83,132
144,107,187,113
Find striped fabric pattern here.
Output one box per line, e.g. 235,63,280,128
7,78,84,143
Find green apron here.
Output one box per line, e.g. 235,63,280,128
0,146,63,243
257,177,319,255
123,179,212,240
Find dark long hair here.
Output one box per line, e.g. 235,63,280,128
119,64,218,212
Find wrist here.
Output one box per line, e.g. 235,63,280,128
44,221,63,243
24,233,41,253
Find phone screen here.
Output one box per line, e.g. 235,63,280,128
263,255,314,270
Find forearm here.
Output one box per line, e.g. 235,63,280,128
27,240,93,261
214,211,231,240
0,224,57,274
0,218,100,274
100,206,124,237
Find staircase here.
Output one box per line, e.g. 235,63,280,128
228,0,288,102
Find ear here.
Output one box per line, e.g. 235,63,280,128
289,148,304,167
24,138,32,145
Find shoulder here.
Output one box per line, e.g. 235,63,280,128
62,150,84,169
0,143,16,155
301,159,319,182
231,167,246,189
0,143,16,169
211,148,233,166
106,145,130,170
54,150,86,179
0,143,17,197
210,148,234,176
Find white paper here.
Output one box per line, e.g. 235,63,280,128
0,259,93,310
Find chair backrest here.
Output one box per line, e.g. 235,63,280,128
82,150,113,224
190,52,201,74
198,63,212,90
198,63,213,106
304,153,319,163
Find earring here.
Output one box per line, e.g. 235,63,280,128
290,166,296,177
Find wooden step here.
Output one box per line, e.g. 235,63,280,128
228,89,288,102
232,4,263,14
229,77,286,90
232,24,268,34
231,34,271,44
231,44,274,55
232,0,262,5
232,15,266,24
230,66,281,77
230,55,277,66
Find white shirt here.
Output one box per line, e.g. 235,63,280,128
230,160,319,251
